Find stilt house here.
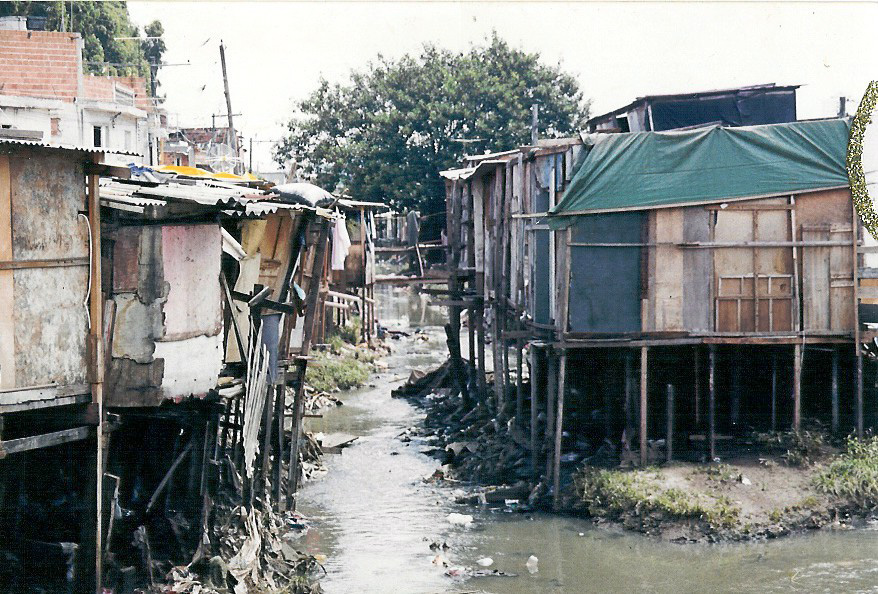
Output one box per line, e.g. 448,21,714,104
443,115,869,509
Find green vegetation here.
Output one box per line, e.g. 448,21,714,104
306,351,371,393
276,33,589,218
754,427,831,466
574,467,740,530
0,1,165,91
815,436,878,508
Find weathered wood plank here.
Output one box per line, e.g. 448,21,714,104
0,425,92,457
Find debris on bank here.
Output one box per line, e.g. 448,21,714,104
398,359,878,542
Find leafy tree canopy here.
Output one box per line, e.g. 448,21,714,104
0,1,165,91
275,34,589,217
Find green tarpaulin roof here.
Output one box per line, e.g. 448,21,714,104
550,118,850,221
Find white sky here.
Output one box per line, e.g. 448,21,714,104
128,1,878,173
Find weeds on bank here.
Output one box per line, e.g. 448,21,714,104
574,467,740,530
815,436,878,509
754,426,831,466
306,351,371,392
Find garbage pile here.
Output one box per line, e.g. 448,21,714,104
163,502,323,594
394,359,540,505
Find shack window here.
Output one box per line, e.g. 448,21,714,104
93,125,103,148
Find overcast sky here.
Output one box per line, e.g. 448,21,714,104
128,1,878,173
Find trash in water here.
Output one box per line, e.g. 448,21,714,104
526,555,539,574
476,557,494,567
432,555,449,567
447,513,474,527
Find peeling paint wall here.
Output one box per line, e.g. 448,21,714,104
0,149,89,391
107,223,223,406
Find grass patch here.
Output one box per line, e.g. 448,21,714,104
333,316,362,346
815,436,878,509
574,467,740,529
306,351,371,392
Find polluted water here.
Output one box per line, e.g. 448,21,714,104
295,284,878,593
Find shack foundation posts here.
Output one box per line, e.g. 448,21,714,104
544,353,557,481
639,346,648,467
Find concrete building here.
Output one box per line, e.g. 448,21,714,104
0,21,164,164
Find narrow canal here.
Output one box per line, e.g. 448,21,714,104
297,285,878,593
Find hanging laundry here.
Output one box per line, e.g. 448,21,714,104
331,213,352,270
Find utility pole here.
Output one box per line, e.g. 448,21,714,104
249,137,253,174
219,41,240,173
531,103,539,145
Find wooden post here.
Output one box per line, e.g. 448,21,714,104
831,348,840,434
708,344,716,461
516,339,524,427
544,353,556,481
793,343,802,432
853,192,864,438
287,218,330,510
86,155,105,592
694,346,701,430
624,350,635,451
359,207,368,343
730,346,741,432
666,384,674,463
530,347,540,482
552,351,566,511
771,351,778,432
639,346,648,467
856,346,864,438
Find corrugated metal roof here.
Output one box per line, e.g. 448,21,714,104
99,178,330,219
0,137,142,156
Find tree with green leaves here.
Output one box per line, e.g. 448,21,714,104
275,34,589,221
0,1,164,93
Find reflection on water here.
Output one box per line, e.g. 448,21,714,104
297,285,878,594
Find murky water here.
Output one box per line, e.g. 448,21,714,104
297,285,878,593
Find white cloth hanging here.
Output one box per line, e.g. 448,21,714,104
331,212,352,270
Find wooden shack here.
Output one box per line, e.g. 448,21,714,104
0,138,117,591
443,118,868,508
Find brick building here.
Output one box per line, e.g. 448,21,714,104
0,19,165,163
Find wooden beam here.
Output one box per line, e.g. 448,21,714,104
639,346,648,467
84,162,131,178
0,426,92,457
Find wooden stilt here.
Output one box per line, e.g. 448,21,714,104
708,344,716,461
666,384,674,463
793,343,802,432
694,346,701,430
530,347,540,482
831,348,840,434
639,346,648,467
624,350,634,451
771,351,778,432
604,352,613,442
856,344,864,438
545,353,557,481
516,339,524,427
730,346,741,432
552,351,566,511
